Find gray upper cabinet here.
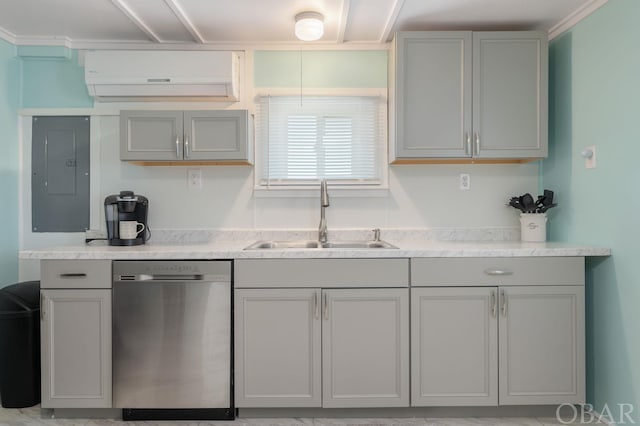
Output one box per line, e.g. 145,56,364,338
391,32,472,159
390,31,548,162
120,110,251,163
472,33,548,159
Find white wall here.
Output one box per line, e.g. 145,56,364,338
18,113,538,279
21,115,538,239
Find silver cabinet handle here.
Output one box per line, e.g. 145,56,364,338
465,132,471,156
175,136,181,159
323,292,329,320
314,291,319,320
474,133,480,156
490,290,496,318
184,136,190,159
500,289,507,317
59,273,87,278
484,269,513,276
40,292,45,321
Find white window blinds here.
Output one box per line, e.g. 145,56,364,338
256,96,385,186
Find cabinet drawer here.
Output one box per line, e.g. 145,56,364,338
235,259,409,288
41,260,112,289
411,257,584,287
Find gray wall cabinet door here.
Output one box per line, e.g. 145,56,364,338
411,287,498,406
41,289,112,408
184,110,248,161
391,32,472,159
234,289,322,408
472,32,548,158
498,286,585,405
120,111,183,161
120,110,250,162
390,31,547,160
322,288,409,408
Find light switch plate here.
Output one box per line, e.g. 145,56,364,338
585,145,596,169
188,169,202,189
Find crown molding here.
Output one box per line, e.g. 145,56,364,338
12,36,73,47
0,26,16,44
548,0,608,40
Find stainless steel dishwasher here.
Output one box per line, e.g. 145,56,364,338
112,260,233,421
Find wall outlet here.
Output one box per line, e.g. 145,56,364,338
188,169,202,189
459,173,470,190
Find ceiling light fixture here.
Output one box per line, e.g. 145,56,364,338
295,11,324,41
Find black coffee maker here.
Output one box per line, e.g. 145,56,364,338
104,191,149,246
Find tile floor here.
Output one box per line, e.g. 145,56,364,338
0,406,606,426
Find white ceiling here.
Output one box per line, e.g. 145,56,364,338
0,0,606,48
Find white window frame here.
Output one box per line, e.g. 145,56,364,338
253,89,389,197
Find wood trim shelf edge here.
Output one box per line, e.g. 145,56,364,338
390,158,541,165
127,161,253,166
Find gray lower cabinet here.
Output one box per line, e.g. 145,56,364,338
120,110,250,163
40,259,112,409
390,31,547,161
234,286,409,408
322,288,409,408
499,285,585,405
410,258,585,406
41,289,112,408
234,288,322,408
411,287,498,406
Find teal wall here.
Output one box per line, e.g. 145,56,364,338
254,50,387,88
20,48,92,108
544,0,640,421
0,40,19,287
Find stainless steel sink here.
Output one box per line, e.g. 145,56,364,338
245,240,321,249
244,240,397,250
320,241,398,249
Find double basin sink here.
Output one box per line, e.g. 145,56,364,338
245,240,398,250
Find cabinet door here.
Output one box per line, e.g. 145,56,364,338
41,289,111,408
120,111,183,161
499,286,585,405
392,32,472,159
184,110,249,161
322,288,409,408
472,32,548,158
411,287,498,406
234,289,321,407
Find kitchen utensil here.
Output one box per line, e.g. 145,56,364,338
521,193,535,213
538,203,557,213
543,189,554,206
508,197,525,212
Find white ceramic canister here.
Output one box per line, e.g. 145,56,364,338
519,213,547,242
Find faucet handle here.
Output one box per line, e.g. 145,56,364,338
372,228,381,241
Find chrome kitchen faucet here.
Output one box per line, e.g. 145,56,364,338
319,179,330,243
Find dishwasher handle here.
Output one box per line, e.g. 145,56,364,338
116,274,229,282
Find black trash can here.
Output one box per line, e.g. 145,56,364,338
0,281,41,408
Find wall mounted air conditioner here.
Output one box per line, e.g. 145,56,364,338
84,50,239,102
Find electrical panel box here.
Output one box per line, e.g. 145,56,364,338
32,116,90,232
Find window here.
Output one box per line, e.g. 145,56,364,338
256,95,386,188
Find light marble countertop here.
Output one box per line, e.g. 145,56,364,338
19,239,611,260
